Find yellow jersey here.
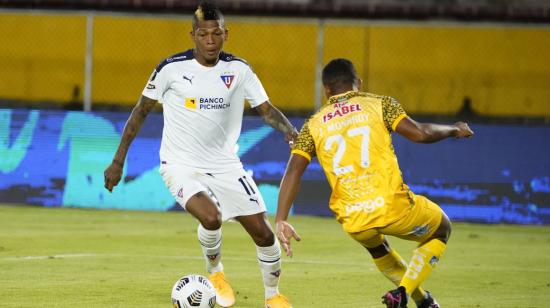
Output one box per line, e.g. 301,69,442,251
292,91,414,233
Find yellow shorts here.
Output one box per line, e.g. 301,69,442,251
349,195,443,248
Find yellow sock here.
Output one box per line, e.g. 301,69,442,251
400,239,446,295
373,249,426,302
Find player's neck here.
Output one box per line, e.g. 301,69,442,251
328,87,356,98
193,49,219,67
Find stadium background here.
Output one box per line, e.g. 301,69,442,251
1,0,549,224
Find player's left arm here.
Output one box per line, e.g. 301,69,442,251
396,117,474,143
382,96,474,143
254,101,298,145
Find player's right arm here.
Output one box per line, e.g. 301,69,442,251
276,153,307,257
104,95,157,192
275,121,316,256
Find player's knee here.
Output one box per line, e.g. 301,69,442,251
433,214,452,243
200,213,222,230
253,230,275,247
365,239,391,259
366,245,390,259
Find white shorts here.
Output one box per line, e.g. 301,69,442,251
159,164,266,221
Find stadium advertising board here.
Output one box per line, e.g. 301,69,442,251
1,108,549,224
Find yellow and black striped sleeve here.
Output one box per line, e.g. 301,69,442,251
382,96,407,132
291,120,316,161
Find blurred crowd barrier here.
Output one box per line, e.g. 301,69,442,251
1,9,549,116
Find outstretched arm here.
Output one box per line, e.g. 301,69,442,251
104,95,158,192
254,101,298,145
395,116,474,143
275,154,309,256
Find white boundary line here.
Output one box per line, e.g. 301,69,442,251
0,253,367,267
2,253,550,273
1,253,112,261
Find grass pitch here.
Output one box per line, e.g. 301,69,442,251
1,204,549,307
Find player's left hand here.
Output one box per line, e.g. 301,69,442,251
454,121,474,138
276,220,301,257
285,127,298,148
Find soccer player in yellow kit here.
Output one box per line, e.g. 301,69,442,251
275,59,474,308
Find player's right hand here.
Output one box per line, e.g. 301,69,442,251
454,122,474,138
104,162,123,192
276,220,301,257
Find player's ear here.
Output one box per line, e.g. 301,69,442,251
323,85,331,99
224,28,229,41
354,78,363,91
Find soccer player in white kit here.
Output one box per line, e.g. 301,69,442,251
103,2,297,307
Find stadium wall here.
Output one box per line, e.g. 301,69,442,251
1,108,549,225
1,11,550,116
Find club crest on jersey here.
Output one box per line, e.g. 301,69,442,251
220,75,235,89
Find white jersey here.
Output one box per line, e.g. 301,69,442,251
142,49,269,172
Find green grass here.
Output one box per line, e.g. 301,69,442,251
1,204,550,307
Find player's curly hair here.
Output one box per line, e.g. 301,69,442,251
322,58,358,93
192,1,224,29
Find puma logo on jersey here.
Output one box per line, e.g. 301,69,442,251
183,75,194,84
323,104,362,122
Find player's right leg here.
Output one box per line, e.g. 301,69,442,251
159,164,235,307
377,195,449,307
186,192,236,308
398,210,450,307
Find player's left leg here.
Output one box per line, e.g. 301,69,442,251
203,169,291,308
349,230,428,306
236,213,291,308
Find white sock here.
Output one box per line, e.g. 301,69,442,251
257,241,282,299
197,224,223,273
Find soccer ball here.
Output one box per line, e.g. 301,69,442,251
171,274,216,308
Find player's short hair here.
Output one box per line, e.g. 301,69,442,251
322,58,358,91
192,1,224,30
